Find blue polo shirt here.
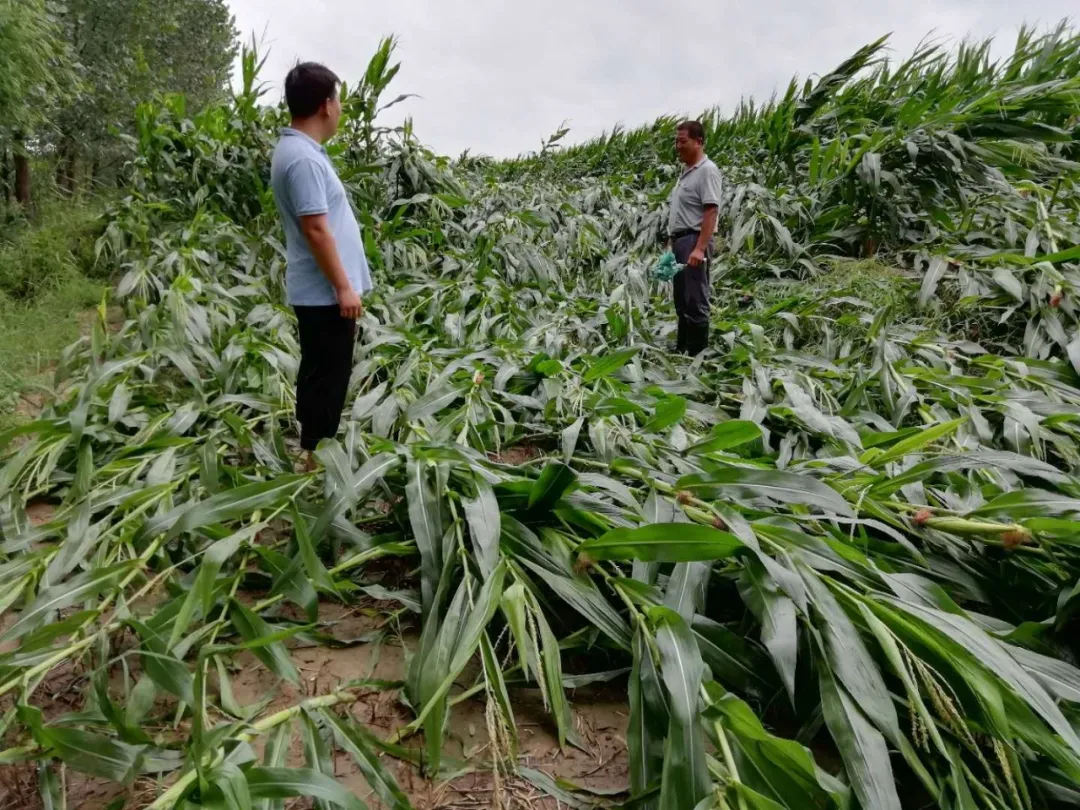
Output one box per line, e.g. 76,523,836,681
270,128,373,306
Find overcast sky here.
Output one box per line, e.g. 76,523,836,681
225,1,1076,158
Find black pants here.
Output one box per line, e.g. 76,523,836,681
294,305,357,451
671,232,711,355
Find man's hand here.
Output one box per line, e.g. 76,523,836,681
687,247,706,268
337,287,363,320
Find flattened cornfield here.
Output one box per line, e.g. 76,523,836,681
4,28,1080,810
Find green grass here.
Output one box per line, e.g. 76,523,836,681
0,277,107,429
0,198,106,297
0,199,110,429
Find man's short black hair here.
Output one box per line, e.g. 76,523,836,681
676,120,705,142
285,62,340,119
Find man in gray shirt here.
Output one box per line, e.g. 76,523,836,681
271,63,372,467
667,120,722,356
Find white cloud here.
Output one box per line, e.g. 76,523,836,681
224,0,1077,157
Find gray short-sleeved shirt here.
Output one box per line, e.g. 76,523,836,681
270,128,373,306
667,156,723,236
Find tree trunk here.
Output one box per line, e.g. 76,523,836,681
1,146,11,207
57,135,77,195
13,133,31,207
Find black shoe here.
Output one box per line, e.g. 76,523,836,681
685,322,709,357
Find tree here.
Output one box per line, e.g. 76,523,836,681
0,0,77,206
53,0,238,190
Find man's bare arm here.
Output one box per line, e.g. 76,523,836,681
299,213,363,319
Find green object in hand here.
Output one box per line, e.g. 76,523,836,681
651,251,683,282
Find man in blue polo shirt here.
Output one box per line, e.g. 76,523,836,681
271,62,372,467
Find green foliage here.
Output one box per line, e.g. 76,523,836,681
3,27,1080,810
0,199,108,424
1,0,237,203
0,275,104,422
53,0,238,159
0,0,77,135
0,198,105,298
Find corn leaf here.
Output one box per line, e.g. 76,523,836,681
583,348,639,382
579,523,743,562
818,663,901,810
685,421,763,455
227,599,300,684
320,709,413,810
653,607,711,810
245,767,366,810
463,478,500,580
677,468,853,516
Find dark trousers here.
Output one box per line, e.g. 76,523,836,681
294,305,357,451
671,232,711,355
